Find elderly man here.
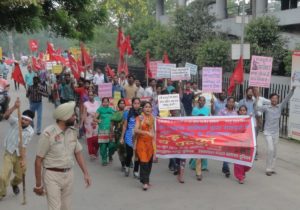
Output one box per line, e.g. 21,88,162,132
34,101,91,210
0,98,35,200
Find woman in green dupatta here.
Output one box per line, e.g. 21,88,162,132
110,99,126,171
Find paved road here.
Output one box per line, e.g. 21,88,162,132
1,70,300,210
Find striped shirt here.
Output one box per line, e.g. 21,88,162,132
27,85,47,102
4,116,34,156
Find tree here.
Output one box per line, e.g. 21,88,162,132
0,0,107,41
245,16,287,74
171,0,216,64
196,38,232,71
283,44,300,76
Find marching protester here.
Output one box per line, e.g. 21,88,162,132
118,71,128,88
26,76,48,135
82,90,101,159
0,58,9,80
234,105,251,184
95,97,115,166
253,87,270,160
211,89,227,116
192,96,210,181
166,79,175,94
121,97,141,177
34,101,91,210
0,75,10,121
135,101,155,190
218,96,238,178
93,67,108,90
24,66,36,88
59,73,75,104
0,98,34,200
124,74,138,99
110,99,126,171
135,79,145,98
112,75,125,98
180,82,194,116
144,79,157,98
255,87,296,176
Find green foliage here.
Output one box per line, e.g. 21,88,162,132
169,0,215,63
0,0,107,41
196,38,232,71
245,16,287,74
283,44,300,76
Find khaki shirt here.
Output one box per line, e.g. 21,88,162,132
37,124,82,169
124,84,137,99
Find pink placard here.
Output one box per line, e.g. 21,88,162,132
98,83,112,98
202,67,222,93
149,60,162,78
249,56,273,88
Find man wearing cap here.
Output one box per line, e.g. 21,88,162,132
34,101,91,210
0,98,35,200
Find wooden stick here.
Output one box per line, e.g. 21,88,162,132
17,106,26,205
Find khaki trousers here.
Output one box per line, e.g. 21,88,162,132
0,151,25,197
44,169,74,210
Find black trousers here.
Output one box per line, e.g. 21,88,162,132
140,157,153,184
125,144,139,172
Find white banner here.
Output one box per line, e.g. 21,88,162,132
157,63,176,79
171,67,191,81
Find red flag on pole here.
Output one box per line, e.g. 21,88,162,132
68,53,81,79
46,42,55,55
12,63,25,86
32,57,42,71
146,50,152,78
105,64,115,78
29,39,38,52
117,28,125,48
228,56,244,96
125,35,133,55
80,43,92,68
163,51,170,64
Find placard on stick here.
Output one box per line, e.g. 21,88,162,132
98,83,112,98
157,63,176,79
185,62,198,76
249,56,273,88
202,67,222,93
149,61,162,79
158,94,180,111
171,67,191,81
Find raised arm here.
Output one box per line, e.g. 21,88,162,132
280,87,296,109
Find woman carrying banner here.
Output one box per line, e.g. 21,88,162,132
135,101,155,190
82,90,100,159
110,99,126,171
95,97,115,166
217,96,238,178
192,96,210,181
120,97,141,177
234,105,251,184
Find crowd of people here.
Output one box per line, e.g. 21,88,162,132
0,62,296,209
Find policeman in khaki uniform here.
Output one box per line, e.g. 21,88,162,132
34,101,91,210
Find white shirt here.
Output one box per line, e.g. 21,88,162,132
255,96,271,116
136,87,145,98
119,78,128,88
93,73,105,85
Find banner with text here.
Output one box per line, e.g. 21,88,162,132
289,51,300,141
158,94,180,111
150,61,163,79
156,116,256,167
157,63,176,79
171,67,191,81
249,55,273,88
185,62,198,75
202,67,222,93
98,83,112,98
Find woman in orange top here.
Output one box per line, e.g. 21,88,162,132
134,101,155,191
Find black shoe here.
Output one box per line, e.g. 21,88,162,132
225,172,230,178
37,132,41,136
266,172,272,176
173,170,179,176
12,185,20,195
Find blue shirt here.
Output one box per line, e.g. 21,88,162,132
167,85,175,94
192,106,210,116
25,71,36,87
4,116,34,156
112,84,125,98
123,110,136,147
214,99,226,116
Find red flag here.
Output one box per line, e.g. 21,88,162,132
77,58,84,73
125,35,133,55
12,63,25,86
105,64,115,78
56,48,62,55
228,56,244,96
32,57,42,70
68,53,81,79
38,52,44,60
80,43,92,69
29,39,38,52
146,50,152,78
117,28,125,48
47,42,55,55
117,56,128,75
163,51,170,64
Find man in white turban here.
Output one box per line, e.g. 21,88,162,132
34,101,91,210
